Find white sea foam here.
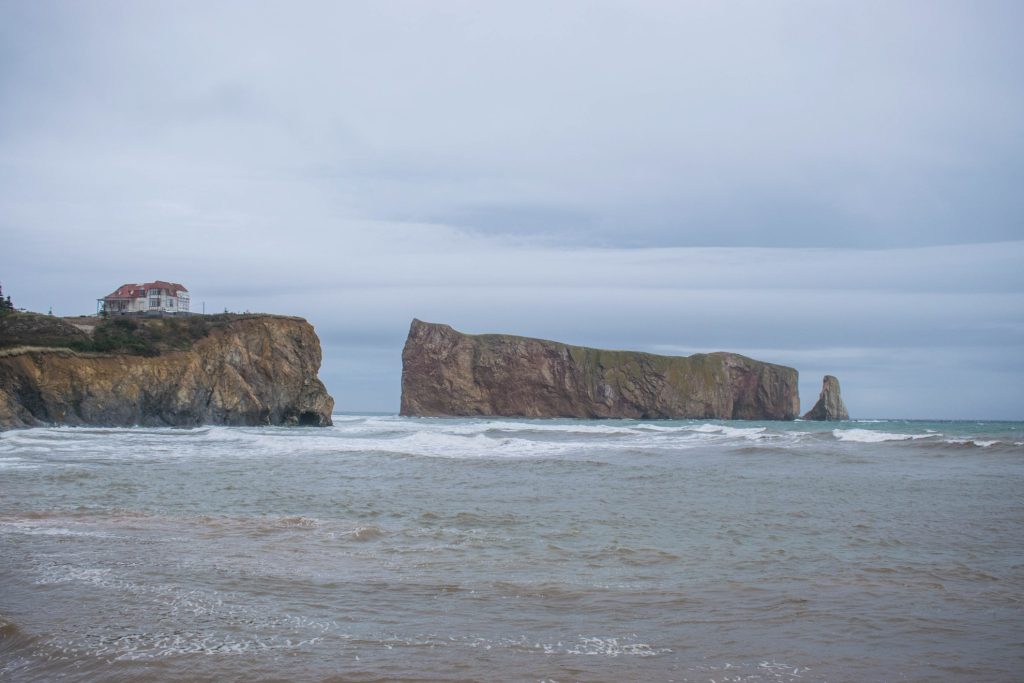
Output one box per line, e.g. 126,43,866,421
832,429,935,443
210,426,573,459
0,416,805,466
6,416,1018,469
0,457,41,469
31,562,334,659
0,421,581,461
563,635,669,657
0,522,117,538
633,423,687,432
384,421,782,455
342,417,776,443
943,438,999,448
34,565,114,586
688,424,768,438
380,430,574,458
486,422,638,436
388,418,637,437
460,633,669,657
633,423,774,446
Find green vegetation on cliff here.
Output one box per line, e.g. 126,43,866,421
0,283,14,315
0,312,90,350
83,316,230,356
0,312,261,357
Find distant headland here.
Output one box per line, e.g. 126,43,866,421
0,310,334,430
400,319,825,420
0,292,851,428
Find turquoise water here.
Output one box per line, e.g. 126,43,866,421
1,417,1022,681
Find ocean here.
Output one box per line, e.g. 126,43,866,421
1,416,1021,682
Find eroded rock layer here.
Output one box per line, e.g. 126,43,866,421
0,316,334,429
400,320,800,420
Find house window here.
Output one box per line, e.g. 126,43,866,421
149,298,160,308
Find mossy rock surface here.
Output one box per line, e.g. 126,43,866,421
0,312,90,349
0,312,271,356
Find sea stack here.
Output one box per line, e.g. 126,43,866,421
802,375,849,421
400,319,800,420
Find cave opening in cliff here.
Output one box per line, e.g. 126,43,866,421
298,411,320,426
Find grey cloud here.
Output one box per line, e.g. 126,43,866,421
4,2,1022,247
1,1,1022,418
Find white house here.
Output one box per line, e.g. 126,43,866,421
100,281,191,315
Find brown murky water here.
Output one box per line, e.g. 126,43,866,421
1,417,1022,681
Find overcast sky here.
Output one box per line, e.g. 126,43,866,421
1,1,1021,419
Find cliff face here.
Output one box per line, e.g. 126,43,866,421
802,375,849,421
0,316,334,430
400,320,800,420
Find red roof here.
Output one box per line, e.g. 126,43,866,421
104,281,188,299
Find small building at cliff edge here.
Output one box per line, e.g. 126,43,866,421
98,281,191,315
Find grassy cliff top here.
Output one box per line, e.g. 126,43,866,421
0,312,293,357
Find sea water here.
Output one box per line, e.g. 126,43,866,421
0,416,1021,682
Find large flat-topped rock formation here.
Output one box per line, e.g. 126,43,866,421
0,314,334,429
400,320,800,420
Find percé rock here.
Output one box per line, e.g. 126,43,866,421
0,316,334,430
802,375,849,421
400,320,800,420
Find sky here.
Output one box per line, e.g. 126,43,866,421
1,1,1022,419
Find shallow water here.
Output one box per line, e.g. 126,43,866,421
1,416,1022,682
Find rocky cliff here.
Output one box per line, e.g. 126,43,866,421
0,315,334,429
802,375,849,421
400,320,800,420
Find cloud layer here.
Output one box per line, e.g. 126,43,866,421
1,2,1021,418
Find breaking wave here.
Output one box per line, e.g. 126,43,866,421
2,417,1020,465
832,428,937,443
